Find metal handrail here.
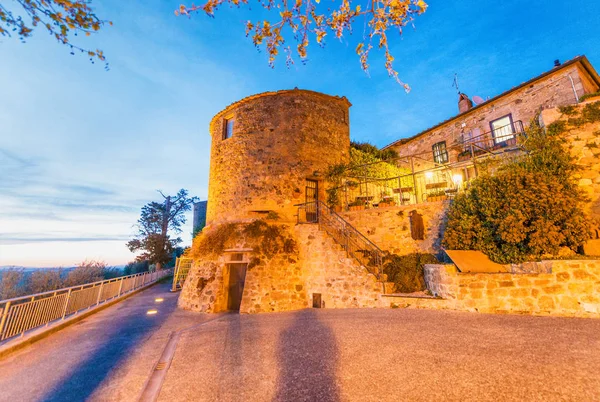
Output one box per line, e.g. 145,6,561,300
172,257,193,292
296,201,385,283
0,269,172,343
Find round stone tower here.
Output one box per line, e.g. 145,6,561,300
206,89,351,225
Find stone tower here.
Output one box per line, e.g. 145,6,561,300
179,89,383,314
206,89,351,225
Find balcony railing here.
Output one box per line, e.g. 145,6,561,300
328,120,527,210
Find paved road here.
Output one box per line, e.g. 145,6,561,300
0,283,599,401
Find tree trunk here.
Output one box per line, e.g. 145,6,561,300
159,196,172,270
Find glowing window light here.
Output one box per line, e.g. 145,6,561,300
452,174,464,186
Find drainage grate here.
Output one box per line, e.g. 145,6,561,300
155,362,167,371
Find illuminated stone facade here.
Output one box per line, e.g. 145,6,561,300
206,89,351,225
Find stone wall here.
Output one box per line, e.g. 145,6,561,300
295,225,383,309
206,89,351,225
339,203,447,258
179,222,383,314
541,97,600,228
387,62,598,171
419,260,600,317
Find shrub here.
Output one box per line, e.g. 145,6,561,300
28,269,64,294
66,260,109,286
0,269,26,299
124,260,150,275
382,253,438,293
443,119,591,263
190,220,297,263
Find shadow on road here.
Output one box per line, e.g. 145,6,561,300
273,309,340,402
39,284,178,402
216,314,246,401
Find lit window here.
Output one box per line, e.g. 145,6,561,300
223,118,234,140
490,115,515,144
432,141,449,164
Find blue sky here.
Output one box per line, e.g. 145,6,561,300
1,0,599,267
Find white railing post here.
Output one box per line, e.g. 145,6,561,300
96,283,104,305
117,278,124,298
61,289,72,320
0,301,11,341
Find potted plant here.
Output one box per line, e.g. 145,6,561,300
427,190,448,202
348,199,366,211
378,195,396,208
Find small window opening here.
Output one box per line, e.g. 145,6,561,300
223,118,234,140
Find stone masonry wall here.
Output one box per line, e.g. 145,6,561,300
541,97,600,228
207,89,350,225
295,225,383,309
339,202,447,258
179,222,384,314
419,260,600,317
387,63,598,171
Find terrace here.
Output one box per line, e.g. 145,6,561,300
331,121,526,210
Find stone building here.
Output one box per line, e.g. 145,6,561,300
180,89,384,314
179,57,600,316
380,56,600,204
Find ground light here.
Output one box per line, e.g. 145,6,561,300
147,309,158,315
155,298,164,303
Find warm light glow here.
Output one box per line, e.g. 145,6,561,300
147,309,158,315
452,174,464,186
155,298,164,303
425,171,434,179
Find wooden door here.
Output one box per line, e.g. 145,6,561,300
227,263,247,311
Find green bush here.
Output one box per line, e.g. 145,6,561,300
443,119,591,263
383,253,439,293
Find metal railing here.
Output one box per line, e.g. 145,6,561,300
172,257,193,292
297,201,385,285
329,121,527,209
0,269,171,343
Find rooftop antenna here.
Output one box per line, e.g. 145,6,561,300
452,73,460,95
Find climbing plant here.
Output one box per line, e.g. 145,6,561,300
325,142,411,207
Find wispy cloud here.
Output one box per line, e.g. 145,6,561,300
0,234,131,245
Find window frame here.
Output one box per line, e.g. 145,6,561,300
432,141,449,164
222,117,234,140
489,113,515,145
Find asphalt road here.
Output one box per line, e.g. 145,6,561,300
0,282,599,401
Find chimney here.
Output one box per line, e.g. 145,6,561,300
554,59,561,67
458,93,473,113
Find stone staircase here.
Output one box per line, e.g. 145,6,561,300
295,225,392,308
297,201,392,289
